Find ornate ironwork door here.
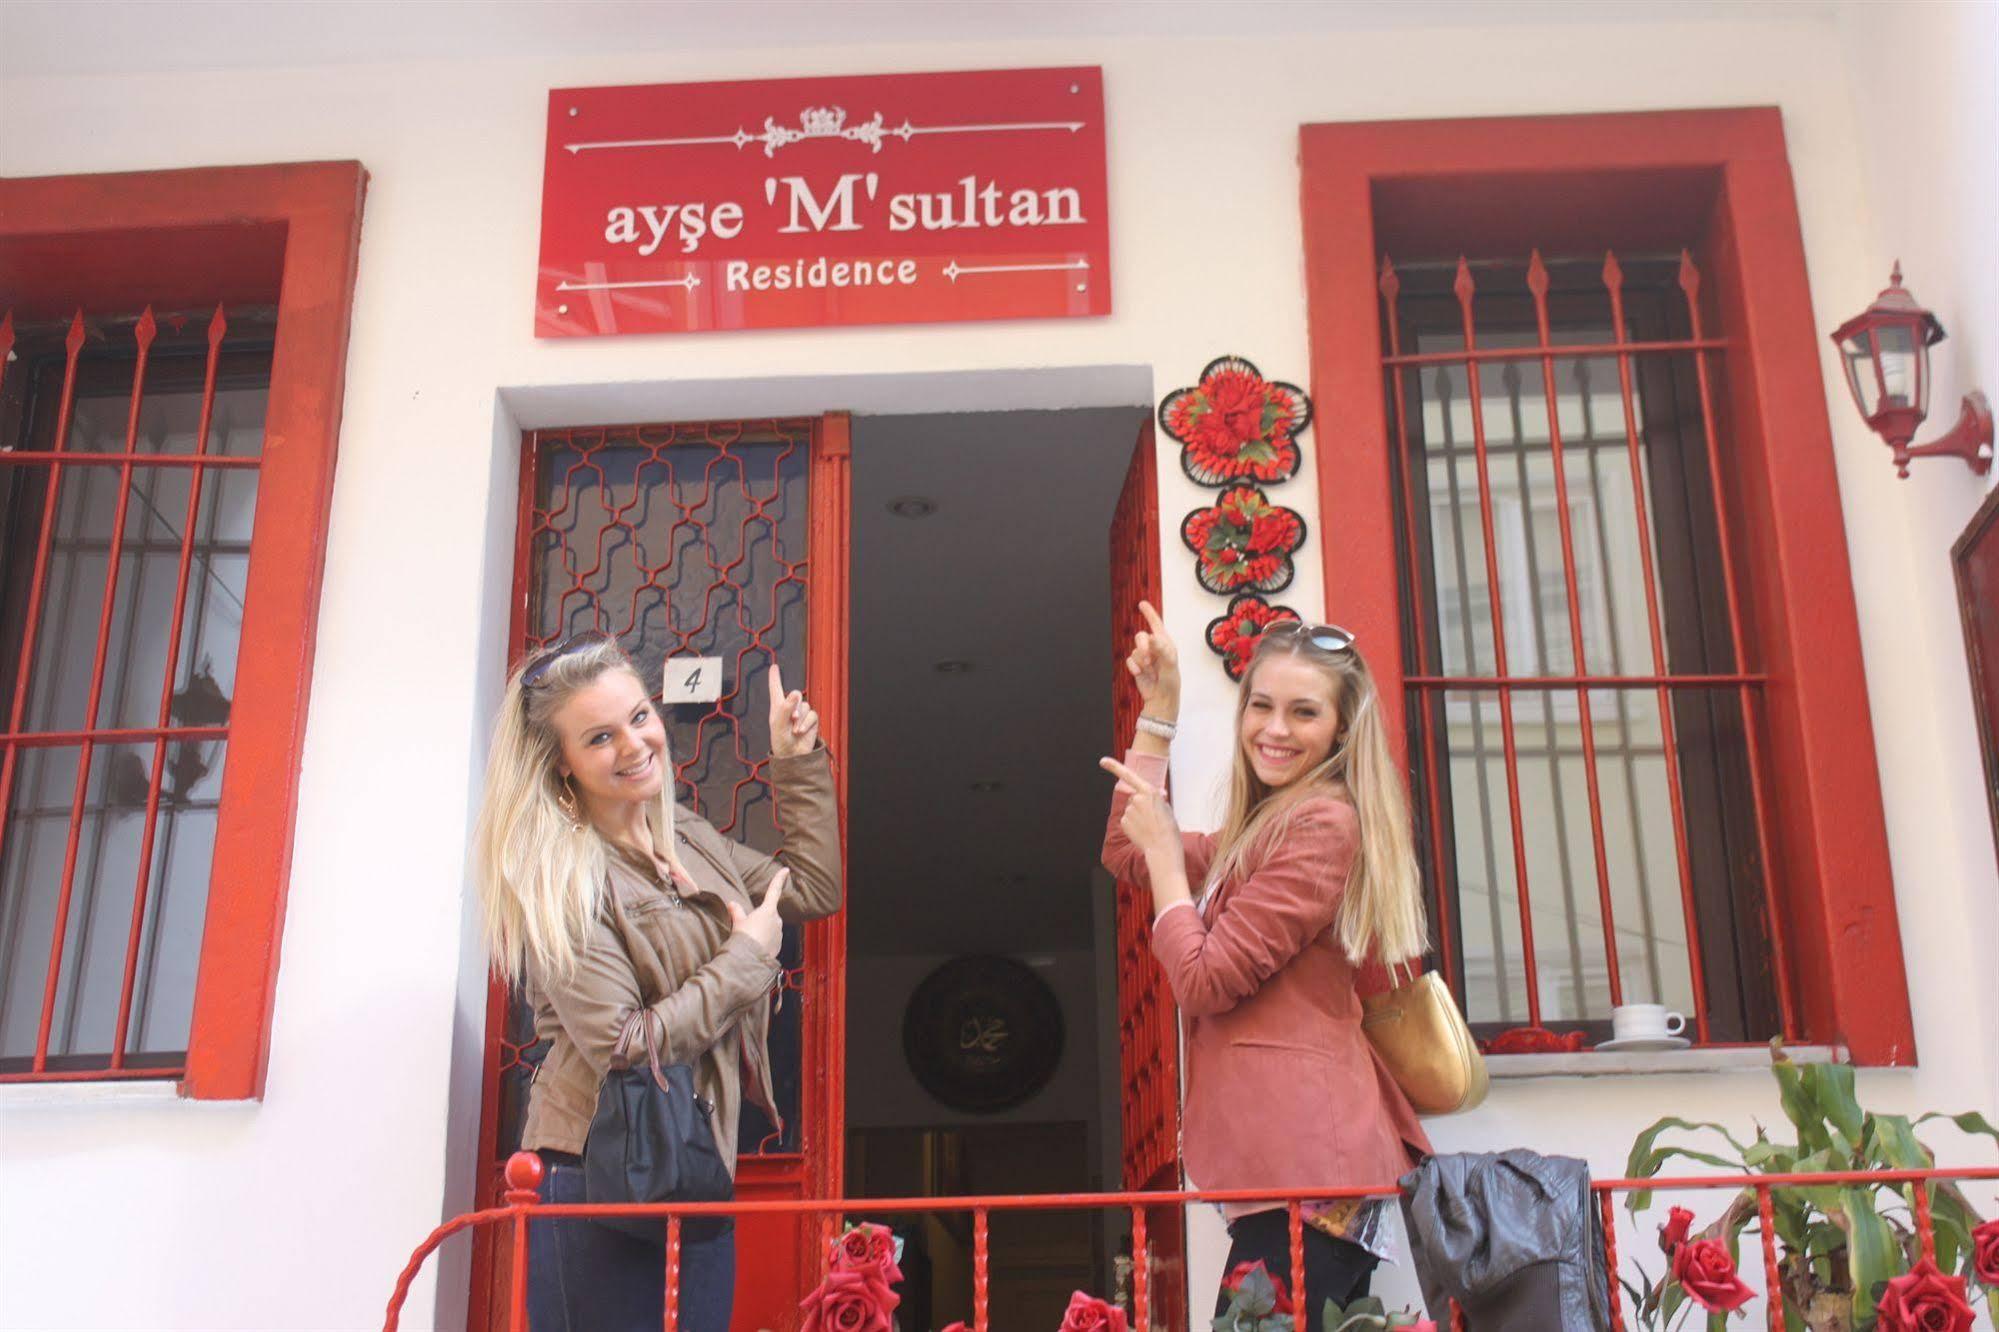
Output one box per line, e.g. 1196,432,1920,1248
470,413,850,1332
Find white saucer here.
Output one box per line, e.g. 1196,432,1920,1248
1593,1035,1691,1053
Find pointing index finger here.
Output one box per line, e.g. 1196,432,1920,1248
761,868,790,910
1138,600,1166,636
1097,756,1154,793
767,661,786,703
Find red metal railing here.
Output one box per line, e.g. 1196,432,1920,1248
384,1159,1999,1332
1379,250,1795,1042
0,305,256,1081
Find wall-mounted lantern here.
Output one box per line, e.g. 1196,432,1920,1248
1831,264,1992,479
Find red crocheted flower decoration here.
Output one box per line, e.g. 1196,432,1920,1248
1205,594,1302,681
1159,356,1310,487
1182,485,1306,594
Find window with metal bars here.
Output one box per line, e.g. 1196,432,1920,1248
1382,251,1785,1046
0,307,268,1078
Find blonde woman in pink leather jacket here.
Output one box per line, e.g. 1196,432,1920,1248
1101,602,1432,1319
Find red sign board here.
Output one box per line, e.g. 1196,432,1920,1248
536,67,1111,337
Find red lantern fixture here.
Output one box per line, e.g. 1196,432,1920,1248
1831,263,1992,478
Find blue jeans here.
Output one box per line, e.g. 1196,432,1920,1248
527,1160,735,1332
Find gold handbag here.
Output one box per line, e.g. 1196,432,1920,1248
1361,964,1489,1116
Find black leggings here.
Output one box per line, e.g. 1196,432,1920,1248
1214,1209,1378,1322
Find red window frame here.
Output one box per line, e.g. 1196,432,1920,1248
0,163,367,1098
1299,109,1916,1065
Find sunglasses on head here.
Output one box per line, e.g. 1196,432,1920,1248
1262,620,1357,653
520,629,615,689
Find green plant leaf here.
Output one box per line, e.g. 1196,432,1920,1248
1742,1138,1799,1171
1620,1277,1651,1325
1773,1060,1831,1156
1914,1110,1999,1150
1773,1148,1848,1225
1804,1221,1848,1261
1810,1063,1865,1148
1240,1266,1278,1318
1626,1118,1754,1177
1840,1186,1899,1332
1624,1140,1753,1215
1929,1200,1970,1277
1862,1114,1932,1171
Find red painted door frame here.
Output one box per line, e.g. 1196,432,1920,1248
467,413,850,1332
1108,419,1187,1326
1298,108,1914,1063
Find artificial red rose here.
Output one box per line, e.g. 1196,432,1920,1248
1972,1218,1999,1286
1208,367,1265,417
1876,1258,1975,1332
830,1222,903,1288
1183,487,1303,594
1161,357,1309,485
1206,596,1302,680
1251,512,1302,556
797,1268,897,1332
1658,1205,1696,1255
1221,1259,1293,1315
1671,1237,1754,1313
1057,1290,1129,1332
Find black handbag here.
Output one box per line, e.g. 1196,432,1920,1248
582,1010,733,1242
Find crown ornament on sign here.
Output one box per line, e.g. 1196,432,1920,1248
799,106,847,136
753,106,888,156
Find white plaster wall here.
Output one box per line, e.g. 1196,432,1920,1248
1831,0,1999,1120
3,10,1997,1330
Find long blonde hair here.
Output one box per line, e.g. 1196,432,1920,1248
471,636,676,987
1208,631,1427,967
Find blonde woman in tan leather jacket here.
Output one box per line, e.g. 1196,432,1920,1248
472,632,842,1332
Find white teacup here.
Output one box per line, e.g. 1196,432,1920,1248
1611,1003,1687,1042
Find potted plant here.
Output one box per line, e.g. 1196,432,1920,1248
1622,1044,1999,1331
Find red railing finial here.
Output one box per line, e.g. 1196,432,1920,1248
66,310,86,355
503,1150,543,1205
1602,249,1625,294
